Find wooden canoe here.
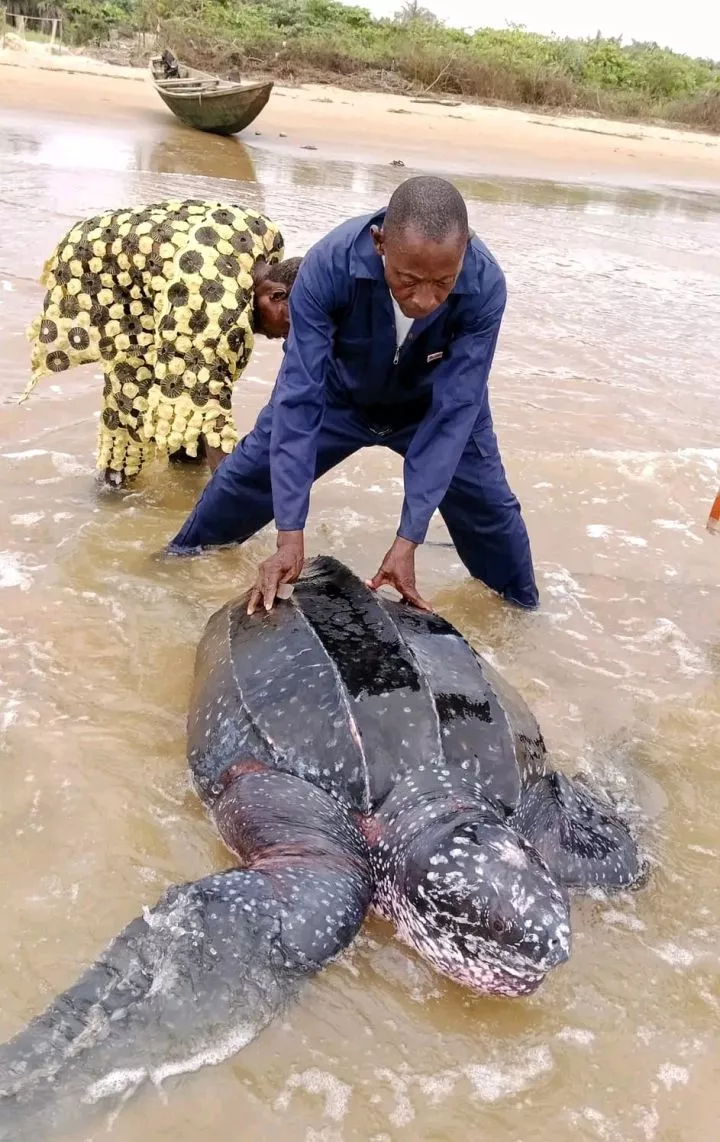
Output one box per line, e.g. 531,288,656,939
150,52,273,136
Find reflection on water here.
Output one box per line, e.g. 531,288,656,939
3,107,720,225
136,131,258,183
0,107,719,1142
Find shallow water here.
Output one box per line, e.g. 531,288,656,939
0,109,719,1142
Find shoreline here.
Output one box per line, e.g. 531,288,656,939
2,50,720,190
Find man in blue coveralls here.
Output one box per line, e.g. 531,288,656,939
169,176,539,614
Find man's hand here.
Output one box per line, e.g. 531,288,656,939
247,530,304,615
367,537,432,611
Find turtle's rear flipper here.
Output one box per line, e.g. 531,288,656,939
510,772,641,891
0,774,372,1141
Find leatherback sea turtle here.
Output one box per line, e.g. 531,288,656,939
0,557,641,1139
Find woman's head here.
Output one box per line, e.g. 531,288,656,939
253,257,303,339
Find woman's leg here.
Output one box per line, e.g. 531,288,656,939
166,434,227,474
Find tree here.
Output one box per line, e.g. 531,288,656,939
5,2,61,15
395,1,439,26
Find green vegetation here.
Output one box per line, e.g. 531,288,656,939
10,1,720,130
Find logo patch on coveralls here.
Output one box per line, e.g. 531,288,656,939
427,352,444,363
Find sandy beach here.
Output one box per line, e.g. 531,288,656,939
1,26,720,1142
2,46,720,189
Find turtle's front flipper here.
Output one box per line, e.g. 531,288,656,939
0,771,372,1141
510,772,641,890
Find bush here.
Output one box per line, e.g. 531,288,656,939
51,0,720,130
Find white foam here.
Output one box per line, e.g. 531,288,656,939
374,1069,415,1127
51,451,92,476
10,512,44,527
275,1068,352,1122
586,524,612,538
83,1021,258,1106
418,1072,458,1102
0,552,32,590
583,447,720,463
639,1106,660,1141
1,448,48,460
657,1063,690,1090
602,908,646,932
464,1045,554,1102
655,620,706,676
83,1066,145,1104
543,567,586,600
556,1027,595,1046
578,1106,621,1140
1,696,21,733
305,1129,346,1142
150,1023,257,1083
623,535,648,548
654,942,695,968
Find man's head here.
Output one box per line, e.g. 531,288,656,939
253,257,303,339
372,176,468,320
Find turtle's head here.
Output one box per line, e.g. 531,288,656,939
373,797,571,997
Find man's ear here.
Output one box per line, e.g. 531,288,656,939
370,225,384,257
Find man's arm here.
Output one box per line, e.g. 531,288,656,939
367,270,506,610
247,247,339,614
270,249,338,532
399,273,507,545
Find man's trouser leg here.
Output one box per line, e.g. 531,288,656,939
169,401,367,552
388,418,539,609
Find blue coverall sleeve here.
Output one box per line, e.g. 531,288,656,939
398,273,507,545
269,250,338,532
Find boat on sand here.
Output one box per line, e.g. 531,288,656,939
150,50,273,136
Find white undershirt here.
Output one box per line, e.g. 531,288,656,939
382,256,414,347
391,293,414,348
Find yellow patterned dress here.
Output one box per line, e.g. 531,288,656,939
23,199,284,479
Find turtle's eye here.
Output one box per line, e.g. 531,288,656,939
487,911,523,947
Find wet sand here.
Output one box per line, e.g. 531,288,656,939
2,52,720,189
1,53,720,1142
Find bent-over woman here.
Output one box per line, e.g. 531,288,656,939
22,198,301,485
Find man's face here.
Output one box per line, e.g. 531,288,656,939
254,279,290,339
372,223,465,320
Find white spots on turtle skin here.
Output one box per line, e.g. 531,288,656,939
190,559,635,1010
490,837,529,870
370,768,571,996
